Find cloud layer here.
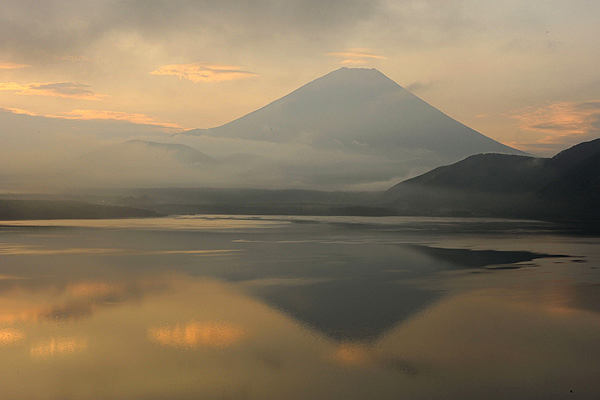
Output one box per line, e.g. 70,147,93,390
0,82,105,100
49,109,183,129
327,49,387,65
511,101,600,152
0,0,600,189
151,63,258,83
0,62,29,69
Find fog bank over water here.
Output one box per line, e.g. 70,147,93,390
0,109,431,192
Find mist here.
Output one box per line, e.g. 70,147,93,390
0,68,524,194
0,109,425,192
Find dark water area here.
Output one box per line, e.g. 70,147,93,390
0,216,599,399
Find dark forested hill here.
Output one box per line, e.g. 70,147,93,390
385,138,600,221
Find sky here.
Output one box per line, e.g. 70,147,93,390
1,0,600,190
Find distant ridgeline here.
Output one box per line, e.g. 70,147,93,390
57,138,599,223
2,139,598,222
0,199,158,220
384,138,600,221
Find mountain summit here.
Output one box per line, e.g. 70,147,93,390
186,67,523,160
58,68,525,190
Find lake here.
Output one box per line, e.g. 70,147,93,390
0,215,599,399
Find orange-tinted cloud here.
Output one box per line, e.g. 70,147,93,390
148,321,246,349
1,106,183,131
327,48,387,65
511,101,600,144
0,81,105,100
48,109,183,130
54,55,91,62
151,63,258,83
0,62,30,69
0,82,28,91
1,107,37,116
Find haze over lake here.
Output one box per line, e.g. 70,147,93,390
1,215,599,399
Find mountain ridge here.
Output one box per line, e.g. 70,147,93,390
385,138,600,221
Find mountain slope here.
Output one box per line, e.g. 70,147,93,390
88,140,218,165
63,140,219,187
537,140,600,219
385,138,600,220
186,68,523,160
387,153,546,196
545,138,600,171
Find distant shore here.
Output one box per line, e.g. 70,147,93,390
0,199,158,220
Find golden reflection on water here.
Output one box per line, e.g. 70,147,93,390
0,276,175,326
30,337,87,359
67,281,120,298
0,243,122,256
0,218,599,399
148,321,246,349
331,342,372,367
0,216,287,230
0,272,597,399
0,328,25,345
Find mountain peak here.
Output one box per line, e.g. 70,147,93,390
185,67,523,162
331,66,382,74
305,67,400,92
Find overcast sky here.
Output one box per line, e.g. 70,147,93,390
1,0,600,156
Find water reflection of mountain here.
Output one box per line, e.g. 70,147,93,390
236,241,562,341
253,279,440,341
0,218,583,343
406,244,568,268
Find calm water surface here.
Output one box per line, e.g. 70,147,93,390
0,215,599,399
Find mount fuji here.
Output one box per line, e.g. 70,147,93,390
39,68,525,191
185,67,523,162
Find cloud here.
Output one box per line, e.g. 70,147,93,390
327,48,387,65
511,101,600,143
405,79,438,93
1,106,183,131
509,101,600,154
1,107,37,116
0,0,593,73
0,81,105,100
28,82,105,100
0,1,384,65
0,62,29,69
0,82,28,91
48,109,183,130
54,55,91,62
151,63,258,83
